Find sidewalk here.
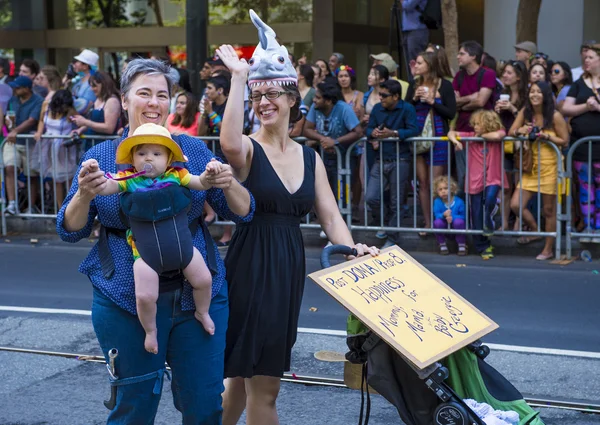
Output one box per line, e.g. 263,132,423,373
3,214,599,259
0,312,598,424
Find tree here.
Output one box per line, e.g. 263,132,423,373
210,0,311,24
441,0,459,73
516,0,542,44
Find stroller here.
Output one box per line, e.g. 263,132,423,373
320,245,544,425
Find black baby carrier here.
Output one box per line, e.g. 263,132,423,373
120,184,194,274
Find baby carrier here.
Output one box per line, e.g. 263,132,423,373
120,183,194,274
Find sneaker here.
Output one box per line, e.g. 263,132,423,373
458,244,467,256
439,244,449,255
592,230,600,244
375,230,388,239
480,246,494,260
4,202,18,215
381,240,395,249
319,230,327,239
482,226,494,237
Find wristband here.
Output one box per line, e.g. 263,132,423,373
209,112,218,119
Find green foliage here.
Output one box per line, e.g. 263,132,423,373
69,0,132,28
0,0,12,29
209,0,311,24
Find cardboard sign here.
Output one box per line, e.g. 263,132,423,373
308,246,498,370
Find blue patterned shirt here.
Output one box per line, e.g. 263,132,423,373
56,128,255,315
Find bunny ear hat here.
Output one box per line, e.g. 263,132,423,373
247,9,298,88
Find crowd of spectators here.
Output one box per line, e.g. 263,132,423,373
2,22,600,259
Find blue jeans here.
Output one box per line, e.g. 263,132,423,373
92,283,228,424
469,185,500,253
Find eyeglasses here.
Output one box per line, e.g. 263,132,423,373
532,53,548,60
250,91,286,102
379,92,392,98
552,68,562,74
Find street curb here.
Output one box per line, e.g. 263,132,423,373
5,216,597,259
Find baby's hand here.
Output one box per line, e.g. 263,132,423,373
443,209,450,217
205,158,223,175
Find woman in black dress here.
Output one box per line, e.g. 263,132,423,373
217,10,378,425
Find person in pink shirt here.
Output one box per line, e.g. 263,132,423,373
166,92,200,136
448,109,507,259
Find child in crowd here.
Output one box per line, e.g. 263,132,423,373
83,123,227,354
433,175,467,255
448,110,507,260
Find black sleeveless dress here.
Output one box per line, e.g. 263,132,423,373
224,138,316,378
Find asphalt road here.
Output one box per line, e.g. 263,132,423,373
1,237,599,352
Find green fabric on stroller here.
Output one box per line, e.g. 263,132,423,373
443,348,544,425
346,314,544,425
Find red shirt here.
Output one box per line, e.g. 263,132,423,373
458,130,508,194
166,112,200,137
452,67,497,132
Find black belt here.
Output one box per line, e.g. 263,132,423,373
98,218,218,289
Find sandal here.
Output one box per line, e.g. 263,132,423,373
536,252,553,261
517,236,542,245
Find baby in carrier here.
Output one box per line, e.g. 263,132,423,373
84,123,226,354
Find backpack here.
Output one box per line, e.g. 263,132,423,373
456,67,502,107
417,0,442,30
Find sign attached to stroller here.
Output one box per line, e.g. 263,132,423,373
308,246,498,370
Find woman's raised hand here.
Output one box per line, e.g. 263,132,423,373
215,45,249,76
77,159,107,203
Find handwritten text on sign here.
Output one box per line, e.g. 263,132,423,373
309,247,498,369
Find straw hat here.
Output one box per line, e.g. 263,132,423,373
115,123,187,165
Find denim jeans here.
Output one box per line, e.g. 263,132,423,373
92,282,228,424
365,159,411,243
469,185,500,253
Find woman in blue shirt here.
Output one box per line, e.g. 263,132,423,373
57,58,254,424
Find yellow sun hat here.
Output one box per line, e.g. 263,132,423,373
115,123,187,165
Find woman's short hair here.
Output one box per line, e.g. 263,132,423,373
282,84,302,124
41,65,62,92
298,64,315,87
90,70,119,101
469,109,503,134
120,58,176,100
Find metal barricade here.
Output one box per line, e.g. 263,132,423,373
564,136,600,259
1,133,118,236
342,136,565,259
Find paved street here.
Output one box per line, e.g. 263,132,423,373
0,236,599,424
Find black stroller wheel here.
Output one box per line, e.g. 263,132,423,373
434,402,470,425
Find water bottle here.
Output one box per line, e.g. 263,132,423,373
580,250,592,262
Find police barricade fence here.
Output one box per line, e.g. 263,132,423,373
340,136,565,260
0,133,571,261
565,136,600,259
0,133,118,236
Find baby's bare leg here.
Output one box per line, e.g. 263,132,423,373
183,247,215,335
134,258,160,354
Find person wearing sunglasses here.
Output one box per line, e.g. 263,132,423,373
551,61,573,111
365,79,420,249
529,52,549,69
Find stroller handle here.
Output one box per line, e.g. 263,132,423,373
320,245,358,268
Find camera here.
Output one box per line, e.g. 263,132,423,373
528,126,540,141
66,63,77,79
